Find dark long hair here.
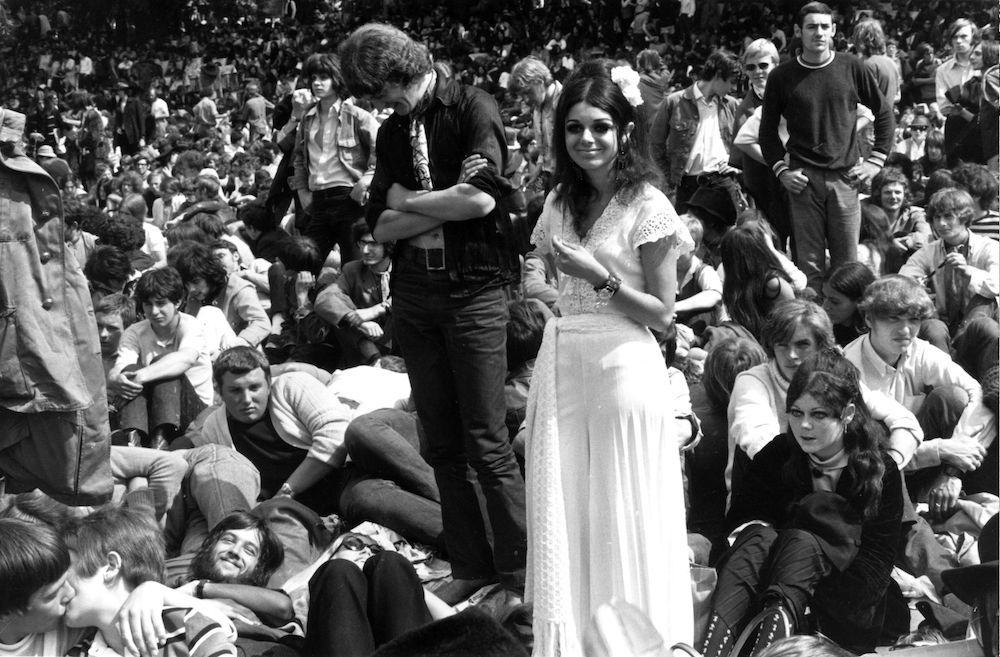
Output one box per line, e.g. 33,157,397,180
786,349,886,519
719,224,790,340
189,511,284,586
551,59,660,236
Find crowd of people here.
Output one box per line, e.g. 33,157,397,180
0,0,998,656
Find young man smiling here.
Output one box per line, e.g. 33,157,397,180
760,1,894,291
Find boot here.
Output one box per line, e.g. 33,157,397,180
701,612,737,657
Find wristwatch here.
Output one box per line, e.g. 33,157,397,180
277,482,296,498
593,273,622,300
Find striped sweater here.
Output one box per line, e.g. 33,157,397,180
68,606,236,657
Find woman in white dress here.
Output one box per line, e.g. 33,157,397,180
525,59,694,655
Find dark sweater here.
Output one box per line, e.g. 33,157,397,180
761,52,894,174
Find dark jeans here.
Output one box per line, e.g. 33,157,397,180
341,409,445,550
710,525,833,631
304,552,431,657
304,187,363,263
117,364,207,439
392,258,527,593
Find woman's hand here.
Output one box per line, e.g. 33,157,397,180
551,235,608,286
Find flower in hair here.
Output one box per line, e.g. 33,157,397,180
611,65,643,108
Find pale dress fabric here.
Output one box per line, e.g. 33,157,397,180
525,183,695,656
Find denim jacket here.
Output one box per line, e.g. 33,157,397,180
649,84,739,188
289,98,379,193
0,113,104,413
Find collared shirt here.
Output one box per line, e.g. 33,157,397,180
308,98,354,190
684,83,730,175
935,57,976,112
844,334,995,470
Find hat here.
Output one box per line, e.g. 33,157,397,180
682,185,737,229
36,145,56,158
942,513,999,606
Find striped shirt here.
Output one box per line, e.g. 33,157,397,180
68,607,236,657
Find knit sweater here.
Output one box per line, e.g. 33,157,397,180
761,52,894,174
192,372,352,467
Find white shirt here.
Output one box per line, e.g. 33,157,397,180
684,83,729,176
307,99,354,190
844,334,996,471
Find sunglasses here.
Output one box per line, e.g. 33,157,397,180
339,535,384,553
910,125,928,131
745,62,772,72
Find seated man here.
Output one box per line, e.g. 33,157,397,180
109,267,214,446
63,506,238,657
211,240,271,347
899,187,999,335
313,219,394,366
845,275,997,519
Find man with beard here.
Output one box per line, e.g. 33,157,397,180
180,512,293,628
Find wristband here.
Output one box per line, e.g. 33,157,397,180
195,579,207,599
593,273,622,300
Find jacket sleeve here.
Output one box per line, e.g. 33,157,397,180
855,60,894,166
965,237,1000,299
820,458,903,608
760,73,788,175
288,115,308,192
231,283,271,347
648,96,672,179
357,106,380,187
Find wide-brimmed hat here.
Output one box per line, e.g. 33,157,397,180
36,145,56,158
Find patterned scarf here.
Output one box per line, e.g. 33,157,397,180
409,71,437,191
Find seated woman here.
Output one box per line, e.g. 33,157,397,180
821,262,875,347
727,300,921,497
861,167,930,273
313,220,394,367
718,224,794,342
303,532,451,657
702,349,904,656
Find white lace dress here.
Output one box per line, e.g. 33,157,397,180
525,184,695,656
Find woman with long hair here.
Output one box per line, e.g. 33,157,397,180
526,59,694,653
701,349,903,656
719,224,794,341
821,262,875,346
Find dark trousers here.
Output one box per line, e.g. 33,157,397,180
711,525,833,631
392,258,527,592
304,187,363,263
341,409,445,550
117,365,207,438
304,552,432,657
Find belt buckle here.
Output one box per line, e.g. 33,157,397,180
424,248,445,271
